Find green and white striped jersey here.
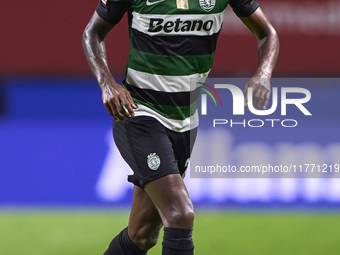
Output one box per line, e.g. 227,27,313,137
96,0,259,132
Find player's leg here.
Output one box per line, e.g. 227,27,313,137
103,185,162,255
144,174,194,228
128,185,163,251
144,173,195,255
103,175,194,255
143,124,196,255
103,116,164,255
105,116,196,254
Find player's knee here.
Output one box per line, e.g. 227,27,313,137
167,207,195,229
130,227,160,251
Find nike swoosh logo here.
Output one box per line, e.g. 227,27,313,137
146,0,166,6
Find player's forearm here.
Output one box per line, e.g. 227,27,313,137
255,26,279,78
82,27,117,88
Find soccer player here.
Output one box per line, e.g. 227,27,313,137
82,0,279,254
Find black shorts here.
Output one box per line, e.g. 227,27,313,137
112,116,197,188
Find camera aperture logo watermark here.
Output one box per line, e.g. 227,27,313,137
198,82,222,114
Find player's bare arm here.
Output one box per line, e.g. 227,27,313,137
240,7,279,110
82,12,137,121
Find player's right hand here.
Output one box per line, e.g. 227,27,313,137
100,80,137,121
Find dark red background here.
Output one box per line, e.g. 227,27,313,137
1,0,339,76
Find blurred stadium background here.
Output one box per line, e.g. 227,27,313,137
1,0,340,254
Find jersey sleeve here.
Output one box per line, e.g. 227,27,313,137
229,0,259,17
96,0,131,25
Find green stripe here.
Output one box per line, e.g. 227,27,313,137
132,97,199,120
131,0,229,15
127,48,214,76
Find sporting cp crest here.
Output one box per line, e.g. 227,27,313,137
199,0,215,12
147,153,161,170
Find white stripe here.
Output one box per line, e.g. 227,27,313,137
131,11,225,36
126,68,210,93
134,104,199,132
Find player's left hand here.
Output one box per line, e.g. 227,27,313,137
243,76,271,110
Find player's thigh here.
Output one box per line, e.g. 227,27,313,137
144,173,194,229
128,185,162,243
